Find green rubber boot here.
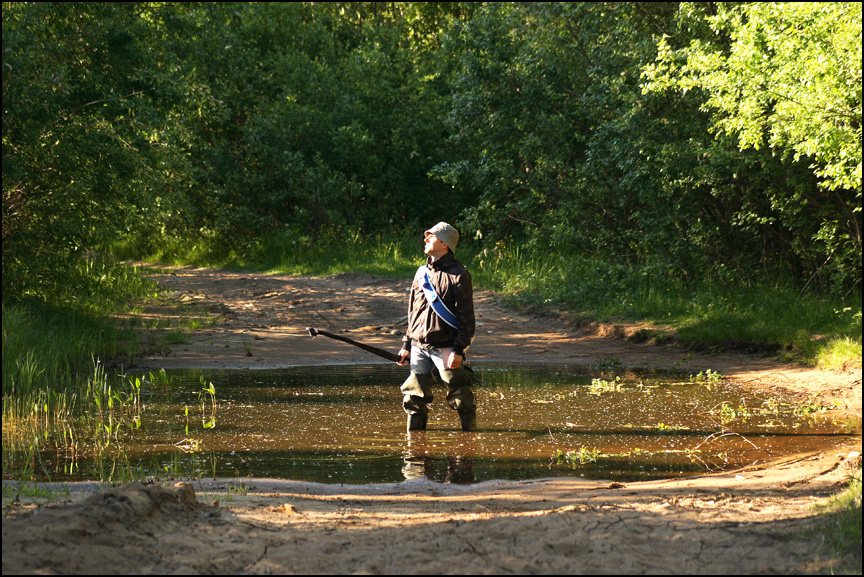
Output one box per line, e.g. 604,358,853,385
459,411,476,432
407,412,428,432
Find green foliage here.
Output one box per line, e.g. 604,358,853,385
438,2,860,295
2,1,860,340
462,239,860,367
691,369,722,385
815,335,863,372
815,463,862,572
1,256,157,398
4,2,861,300
2,3,184,300
133,224,422,278
135,2,470,245
3,2,471,302
557,446,600,465
259,227,424,277
645,3,862,193
643,2,862,293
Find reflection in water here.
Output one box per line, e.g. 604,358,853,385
4,363,859,484
402,432,475,484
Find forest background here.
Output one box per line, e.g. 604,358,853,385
2,2,862,399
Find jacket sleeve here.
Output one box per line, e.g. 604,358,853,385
452,270,475,357
401,270,421,351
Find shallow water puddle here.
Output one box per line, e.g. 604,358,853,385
9,363,860,484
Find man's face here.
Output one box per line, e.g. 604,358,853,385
424,233,448,258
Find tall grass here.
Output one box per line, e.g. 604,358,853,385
124,227,423,278
459,239,861,369
256,227,422,278
2,359,165,483
815,462,862,573
2,254,162,482
3,256,157,405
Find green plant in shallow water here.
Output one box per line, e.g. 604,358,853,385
691,369,723,385
198,376,217,429
656,422,689,432
590,357,624,373
557,446,600,465
708,396,836,426
588,377,624,395
716,402,751,424
793,401,832,416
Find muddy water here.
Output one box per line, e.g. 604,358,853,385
14,364,861,484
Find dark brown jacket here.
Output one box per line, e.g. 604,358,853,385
402,254,475,356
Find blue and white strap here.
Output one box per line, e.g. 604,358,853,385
421,271,458,329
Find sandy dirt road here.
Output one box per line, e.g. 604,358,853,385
3,265,861,574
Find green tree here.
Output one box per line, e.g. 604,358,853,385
437,2,860,294
643,2,862,290
5,2,859,299
437,3,712,266
154,2,470,247
2,2,182,298
2,2,473,280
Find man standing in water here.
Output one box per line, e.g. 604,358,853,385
397,222,477,432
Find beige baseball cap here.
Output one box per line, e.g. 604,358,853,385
425,222,459,252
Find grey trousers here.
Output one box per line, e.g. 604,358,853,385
400,345,476,416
